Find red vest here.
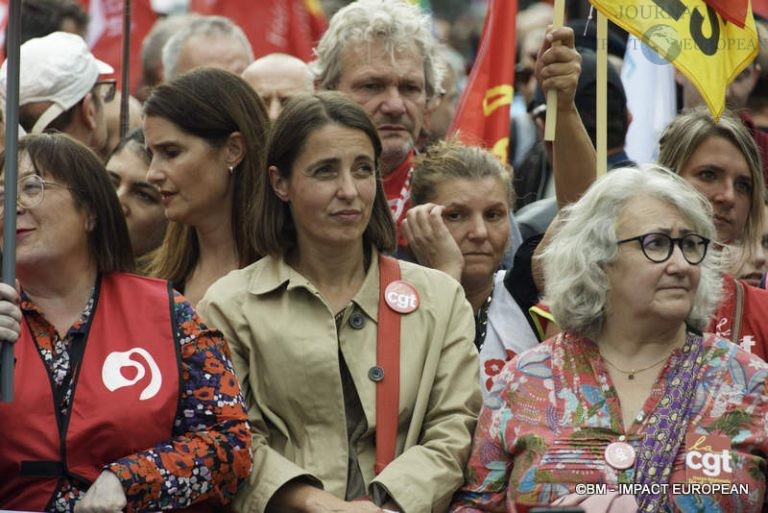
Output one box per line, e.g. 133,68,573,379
0,273,180,510
709,273,768,360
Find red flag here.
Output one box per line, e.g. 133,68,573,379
0,0,8,53
83,0,158,94
754,0,768,18
704,0,749,27
188,0,328,61
448,0,517,163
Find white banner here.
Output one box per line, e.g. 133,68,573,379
621,34,677,165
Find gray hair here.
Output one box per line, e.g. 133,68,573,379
540,165,722,340
161,15,254,81
141,14,200,88
312,0,442,98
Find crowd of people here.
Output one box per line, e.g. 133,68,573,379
0,0,767,512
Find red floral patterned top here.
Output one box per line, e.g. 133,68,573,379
22,288,251,512
450,332,768,512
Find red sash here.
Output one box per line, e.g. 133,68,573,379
374,255,402,474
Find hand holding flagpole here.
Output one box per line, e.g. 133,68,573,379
544,0,566,141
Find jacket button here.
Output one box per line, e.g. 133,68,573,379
368,366,384,382
349,311,365,330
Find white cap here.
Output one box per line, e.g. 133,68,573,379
0,31,114,133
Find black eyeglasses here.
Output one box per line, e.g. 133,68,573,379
617,232,710,265
94,79,117,103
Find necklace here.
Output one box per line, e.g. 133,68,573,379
600,352,670,380
474,290,493,351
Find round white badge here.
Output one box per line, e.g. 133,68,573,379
384,280,420,313
604,441,636,470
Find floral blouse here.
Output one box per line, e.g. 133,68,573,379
450,332,768,512
22,288,251,512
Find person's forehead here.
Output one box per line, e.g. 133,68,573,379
617,196,690,232
339,41,425,80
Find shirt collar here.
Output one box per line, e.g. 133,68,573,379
247,250,382,323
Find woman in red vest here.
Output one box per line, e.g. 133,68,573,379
0,133,251,512
658,107,768,359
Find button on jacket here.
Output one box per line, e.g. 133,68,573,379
199,250,481,513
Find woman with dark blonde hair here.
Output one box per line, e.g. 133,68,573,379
143,67,268,305
0,133,250,512
199,92,481,513
658,106,768,358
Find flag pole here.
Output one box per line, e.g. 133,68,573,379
544,0,566,141
1,0,22,403
596,10,607,176
119,0,132,139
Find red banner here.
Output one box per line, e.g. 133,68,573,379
188,0,328,62
0,0,7,52
448,0,517,163
754,0,768,18
83,0,158,94
704,0,749,27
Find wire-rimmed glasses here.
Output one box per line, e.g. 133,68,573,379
0,174,70,217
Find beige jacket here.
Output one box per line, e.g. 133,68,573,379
199,251,481,513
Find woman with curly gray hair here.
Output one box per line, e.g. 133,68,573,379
452,166,768,512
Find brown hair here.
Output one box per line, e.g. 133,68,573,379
142,67,269,286
255,91,396,256
411,138,514,206
0,133,134,272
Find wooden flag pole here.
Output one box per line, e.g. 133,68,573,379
1,0,22,402
119,0,132,139
596,10,607,176
544,0,566,141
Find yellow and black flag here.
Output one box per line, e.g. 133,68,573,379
589,0,759,119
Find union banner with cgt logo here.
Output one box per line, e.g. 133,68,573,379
449,0,517,163
589,0,759,119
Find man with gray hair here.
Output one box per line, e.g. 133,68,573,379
313,0,440,238
162,15,253,81
137,13,199,101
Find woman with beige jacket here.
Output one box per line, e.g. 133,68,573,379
198,92,481,513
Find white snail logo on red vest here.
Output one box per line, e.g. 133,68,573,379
101,348,162,400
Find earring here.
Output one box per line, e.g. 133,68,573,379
228,165,235,175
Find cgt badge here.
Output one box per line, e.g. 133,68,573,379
384,280,420,314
